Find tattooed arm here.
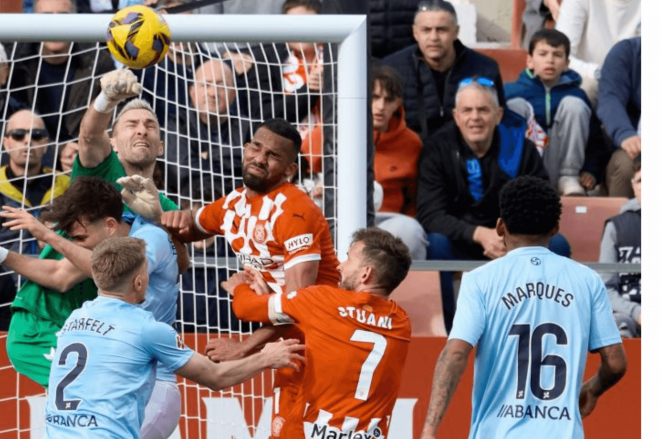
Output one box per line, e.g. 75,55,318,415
579,343,627,418
420,339,473,439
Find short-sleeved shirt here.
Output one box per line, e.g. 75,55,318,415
11,151,179,326
196,182,339,293
196,182,339,427
450,246,621,439
44,296,193,439
235,284,411,438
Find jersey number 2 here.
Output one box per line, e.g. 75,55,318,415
350,330,387,401
508,323,567,401
55,342,88,411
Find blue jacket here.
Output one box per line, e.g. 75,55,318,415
504,68,591,132
597,37,641,147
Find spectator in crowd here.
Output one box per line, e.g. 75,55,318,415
9,0,115,144
165,59,249,203
521,0,561,49
417,78,570,332
599,156,641,338
382,0,505,141
420,175,626,439
223,0,324,132
369,0,419,60
555,0,640,105
598,36,641,199
369,65,426,259
133,0,202,126
0,110,69,257
505,29,600,196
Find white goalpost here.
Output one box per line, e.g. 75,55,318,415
0,12,366,438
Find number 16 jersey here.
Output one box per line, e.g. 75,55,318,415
450,246,621,439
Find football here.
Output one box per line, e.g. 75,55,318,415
105,5,171,69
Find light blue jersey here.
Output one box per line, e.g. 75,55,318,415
44,296,193,439
450,247,621,439
125,213,180,382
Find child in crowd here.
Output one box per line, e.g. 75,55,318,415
505,28,595,196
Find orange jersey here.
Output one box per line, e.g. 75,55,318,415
234,284,411,438
197,182,339,432
196,182,339,293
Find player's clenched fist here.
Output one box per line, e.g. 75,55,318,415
94,69,143,113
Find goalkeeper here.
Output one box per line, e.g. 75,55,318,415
4,69,185,439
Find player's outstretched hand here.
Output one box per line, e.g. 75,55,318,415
221,271,253,296
95,69,142,113
261,339,305,372
117,175,163,223
205,337,246,363
0,206,51,242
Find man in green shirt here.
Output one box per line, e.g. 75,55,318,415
5,69,180,388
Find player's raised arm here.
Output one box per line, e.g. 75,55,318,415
161,208,212,243
176,339,305,392
79,69,142,168
579,343,627,418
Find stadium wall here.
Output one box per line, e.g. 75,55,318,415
0,335,641,438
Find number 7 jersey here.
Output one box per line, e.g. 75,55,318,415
269,285,411,439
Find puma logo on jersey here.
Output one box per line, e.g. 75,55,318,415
284,233,313,253
293,213,306,221
338,306,393,330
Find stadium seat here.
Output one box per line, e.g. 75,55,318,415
0,0,22,12
559,196,628,262
390,271,446,337
475,48,527,83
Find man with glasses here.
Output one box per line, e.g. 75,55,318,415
416,78,569,333
382,0,505,141
0,109,70,329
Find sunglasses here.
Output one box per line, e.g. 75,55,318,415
458,77,495,88
5,129,49,142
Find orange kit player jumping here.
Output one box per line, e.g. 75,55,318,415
161,118,339,436
226,227,412,438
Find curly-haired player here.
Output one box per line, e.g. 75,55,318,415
421,175,627,439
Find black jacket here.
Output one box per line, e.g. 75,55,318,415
382,40,505,141
368,0,419,59
416,121,548,245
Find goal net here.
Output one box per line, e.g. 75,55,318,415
0,12,366,439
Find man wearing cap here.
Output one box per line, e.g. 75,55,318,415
382,0,505,141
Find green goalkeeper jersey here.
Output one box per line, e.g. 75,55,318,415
10,150,178,327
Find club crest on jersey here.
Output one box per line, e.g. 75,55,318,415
272,415,286,437
253,222,268,244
